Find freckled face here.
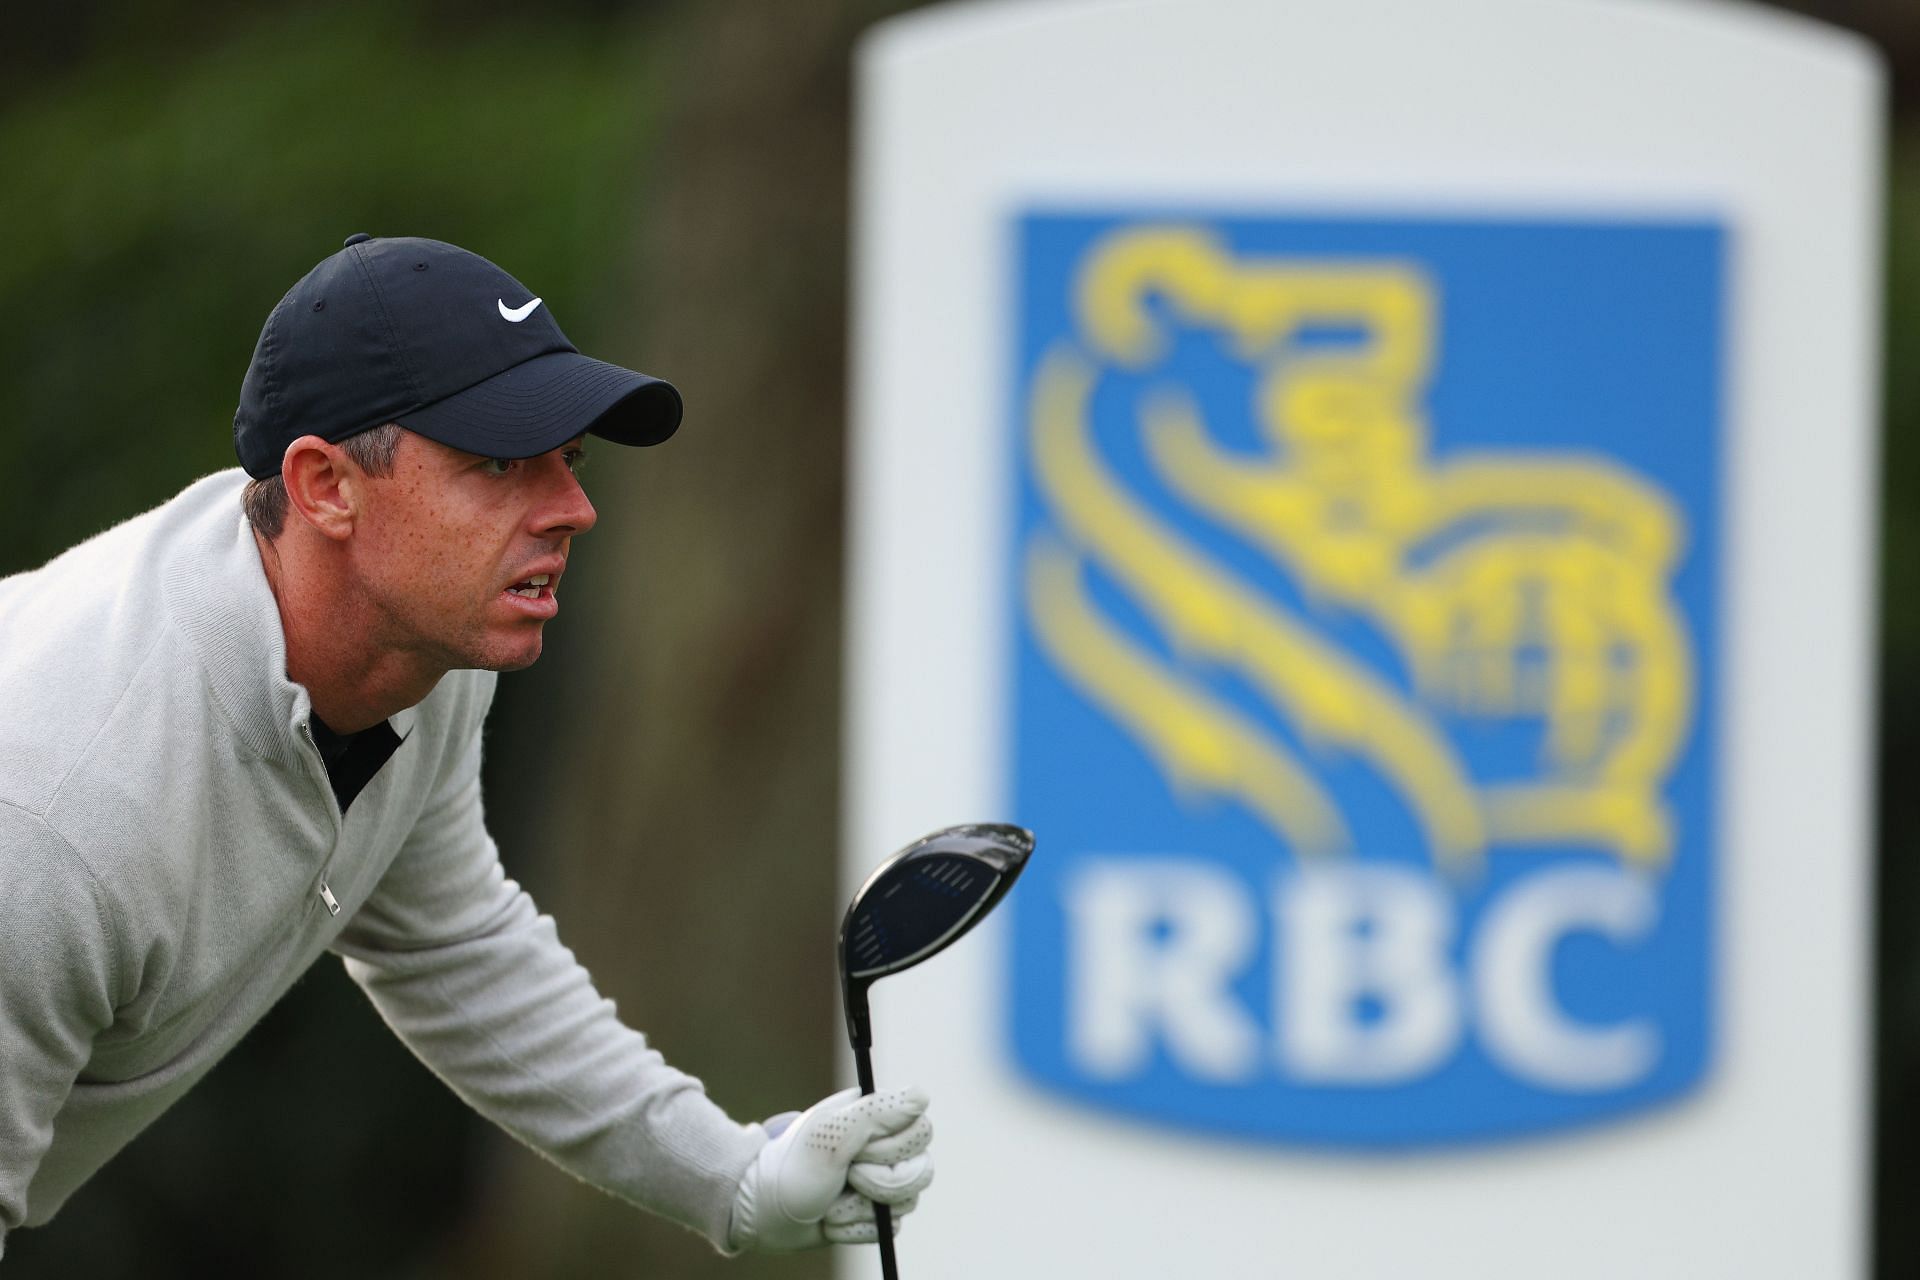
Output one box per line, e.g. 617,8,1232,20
348,432,596,672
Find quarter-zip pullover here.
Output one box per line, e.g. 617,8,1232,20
0,470,763,1254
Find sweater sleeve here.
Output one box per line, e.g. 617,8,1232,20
0,804,123,1257
329,718,763,1250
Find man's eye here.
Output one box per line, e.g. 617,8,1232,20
563,449,588,474
481,458,516,476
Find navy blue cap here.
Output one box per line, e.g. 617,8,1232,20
233,234,681,479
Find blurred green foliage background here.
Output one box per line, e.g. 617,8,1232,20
0,0,1915,1276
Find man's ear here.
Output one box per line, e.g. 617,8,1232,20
281,436,360,541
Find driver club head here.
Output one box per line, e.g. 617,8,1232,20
838,823,1035,1051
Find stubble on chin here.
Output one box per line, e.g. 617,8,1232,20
462,624,546,673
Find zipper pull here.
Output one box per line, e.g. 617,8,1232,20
319,881,341,917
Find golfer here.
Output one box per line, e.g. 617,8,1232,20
0,234,932,1258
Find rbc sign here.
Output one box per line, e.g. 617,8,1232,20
1007,213,1723,1146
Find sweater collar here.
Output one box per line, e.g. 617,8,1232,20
160,471,420,762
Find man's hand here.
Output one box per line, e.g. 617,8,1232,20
728,1086,935,1252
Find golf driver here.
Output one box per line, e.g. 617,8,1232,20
839,822,1035,1280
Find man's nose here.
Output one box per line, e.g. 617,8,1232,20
531,454,597,538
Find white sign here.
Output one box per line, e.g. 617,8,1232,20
844,1,1882,1275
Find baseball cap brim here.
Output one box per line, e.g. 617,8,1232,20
393,349,682,459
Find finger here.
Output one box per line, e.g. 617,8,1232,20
822,1189,920,1227
854,1113,932,1164
824,1196,917,1242
840,1086,930,1146
806,1087,929,1163
759,1110,803,1141
823,1190,875,1228
849,1152,933,1203
825,1219,893,1245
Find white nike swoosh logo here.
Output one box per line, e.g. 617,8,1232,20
498,297,543,322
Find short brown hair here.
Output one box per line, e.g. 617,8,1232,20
242,423,406,540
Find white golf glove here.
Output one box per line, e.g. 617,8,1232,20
728,1085,935,1252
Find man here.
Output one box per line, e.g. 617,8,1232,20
0,234,932,1258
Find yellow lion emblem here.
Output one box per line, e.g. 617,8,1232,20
1026,227,1692,873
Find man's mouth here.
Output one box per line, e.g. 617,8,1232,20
507,573,551,599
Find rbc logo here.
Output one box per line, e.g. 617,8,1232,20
1007,214,1723,1145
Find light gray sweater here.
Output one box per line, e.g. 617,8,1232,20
0,470,765,1255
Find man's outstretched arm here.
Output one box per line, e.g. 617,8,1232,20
330,680,932,1252
0,805,122,1258
330,748,762,1245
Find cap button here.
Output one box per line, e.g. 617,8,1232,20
342,232,374,247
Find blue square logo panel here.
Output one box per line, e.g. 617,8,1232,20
1006,212,1723,1147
